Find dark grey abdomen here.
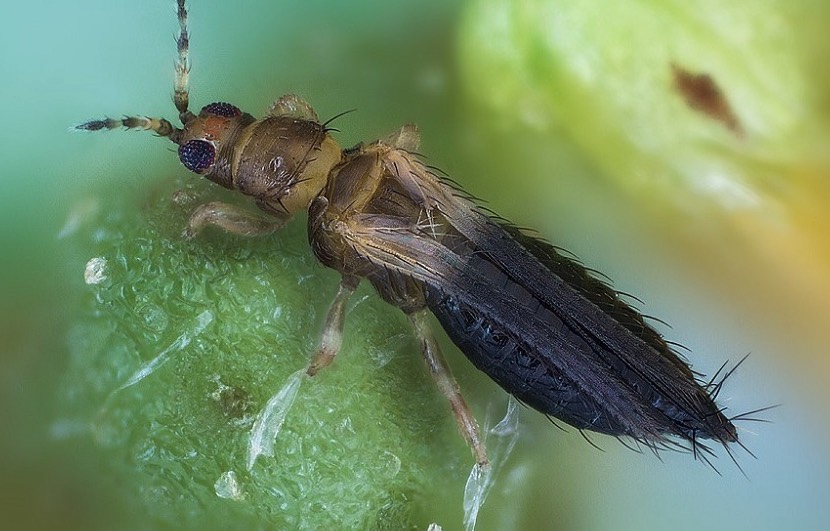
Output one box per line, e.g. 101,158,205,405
426,290,628,436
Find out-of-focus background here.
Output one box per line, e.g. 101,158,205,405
1,0,829,529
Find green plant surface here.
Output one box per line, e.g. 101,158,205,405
58,175,470,530
459,0,830,210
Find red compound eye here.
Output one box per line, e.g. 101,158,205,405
201,102,242,118
178,139,216,174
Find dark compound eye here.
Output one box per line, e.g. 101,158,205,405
178,139,216,174
201,102,242,118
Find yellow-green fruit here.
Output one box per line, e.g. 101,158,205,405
459,0,830,384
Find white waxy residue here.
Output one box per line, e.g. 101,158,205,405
84,257,108,285
94,310,214,437
463,396,520,531
247,368,306,470
214,470,246,500
59,197,99,239
110,310,214,394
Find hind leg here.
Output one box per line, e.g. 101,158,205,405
409,310,488,467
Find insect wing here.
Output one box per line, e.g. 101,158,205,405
342,152,736,447
343,209,667,438
438,194,737,445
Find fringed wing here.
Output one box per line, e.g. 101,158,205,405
325,141,737,448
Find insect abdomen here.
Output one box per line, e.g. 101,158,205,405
428,289,632,435
424,222,738,446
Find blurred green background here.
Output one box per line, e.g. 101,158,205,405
2,0,829,529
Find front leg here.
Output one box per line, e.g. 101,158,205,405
183,201,287,240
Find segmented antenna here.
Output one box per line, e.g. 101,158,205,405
174,0,190,118
75,116,177,137
75,2,190,140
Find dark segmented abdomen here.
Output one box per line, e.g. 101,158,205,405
423,218,737,445
427,289,630,435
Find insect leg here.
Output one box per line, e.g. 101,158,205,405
307,276,359,376
409,310,489,467
182,201,286,240
267,94,320,122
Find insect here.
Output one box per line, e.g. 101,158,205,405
78,0,750,471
